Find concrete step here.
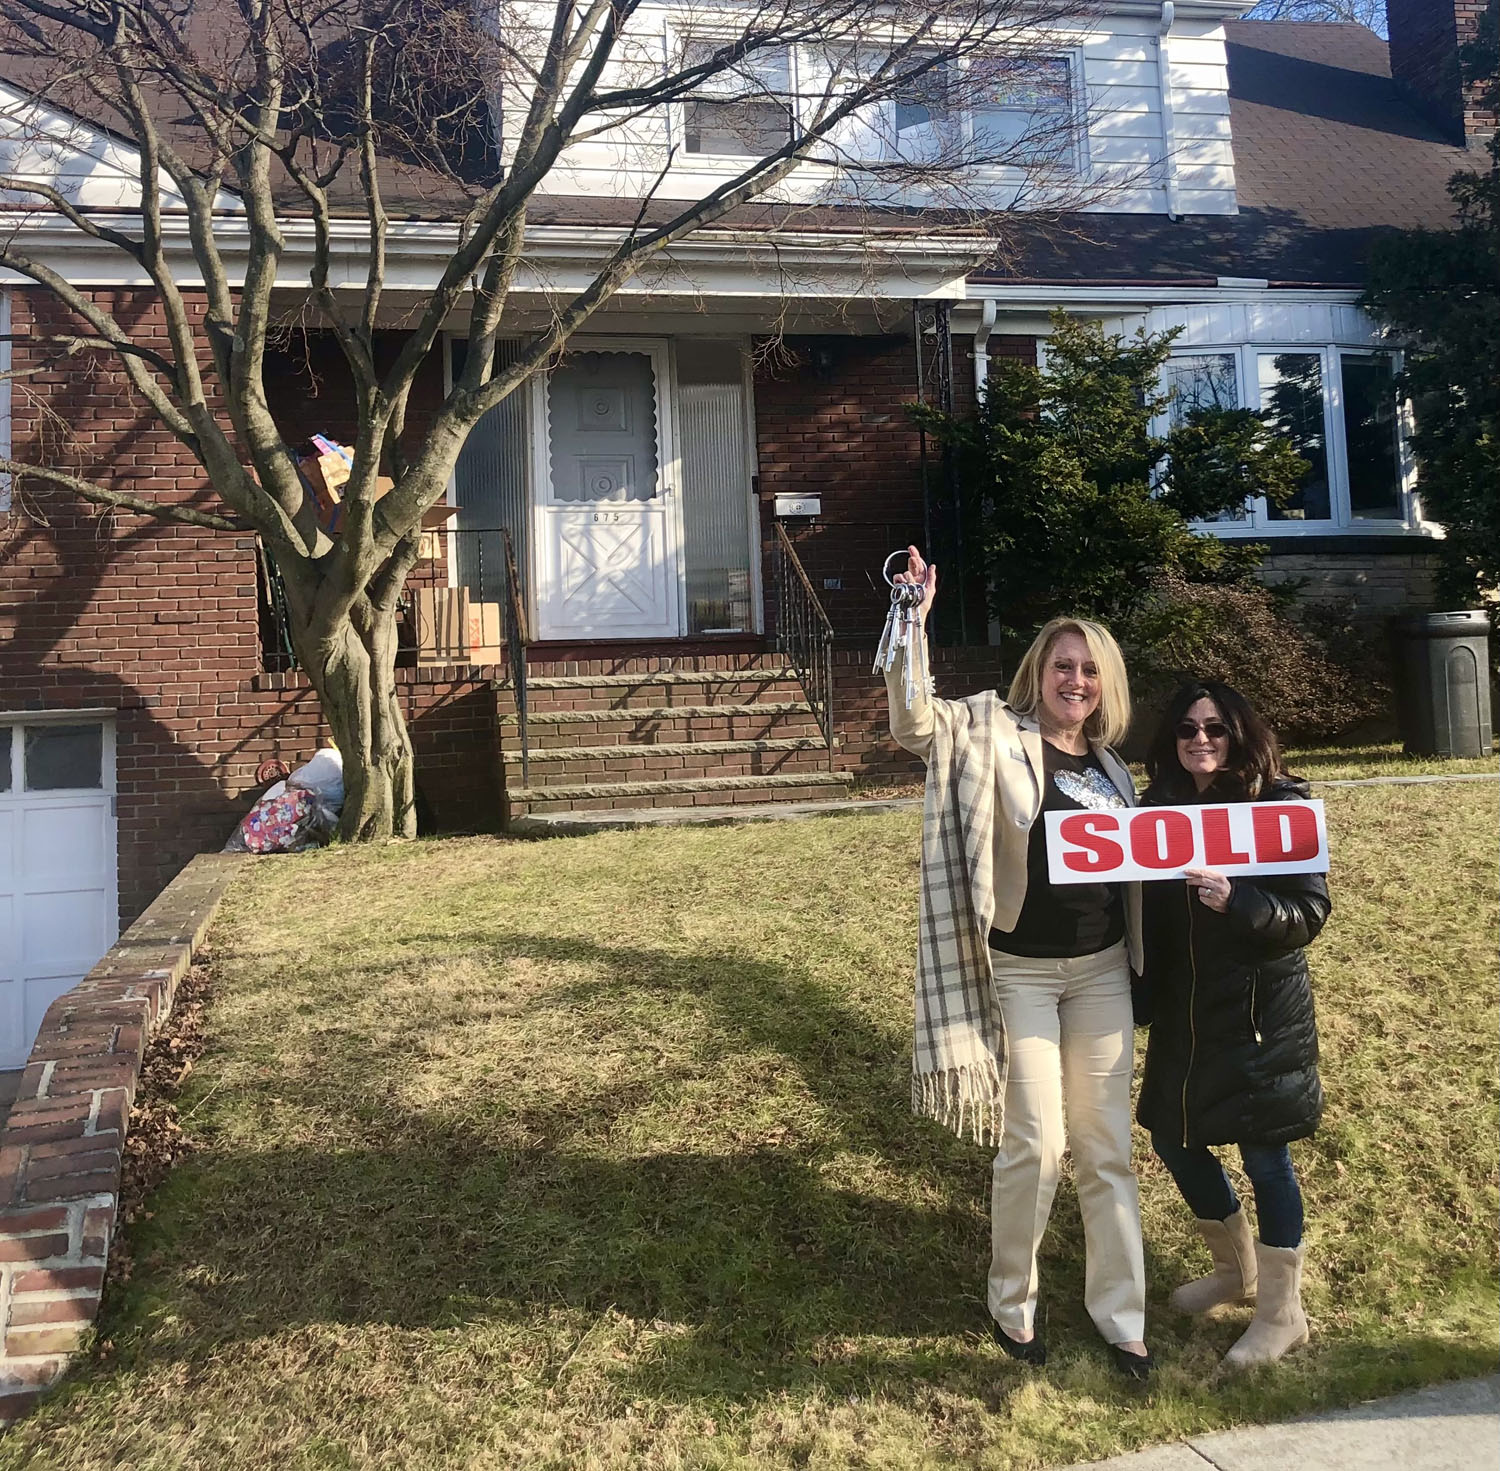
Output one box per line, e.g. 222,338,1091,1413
508,795,920,835
502,742,833,789
505,737,827,765
504,700,814,725
523,669,792,689
506,770,850,818
501,677,809,715
502,703,824,749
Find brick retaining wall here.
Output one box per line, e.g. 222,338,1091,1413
0,854,242,1423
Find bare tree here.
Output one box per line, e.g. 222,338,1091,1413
0,0,1108,840
1244,0,1385,32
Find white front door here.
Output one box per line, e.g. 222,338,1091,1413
0,719,118,1069
533,341,681,640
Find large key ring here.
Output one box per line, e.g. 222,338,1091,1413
881,549,910,588
882,549,925,609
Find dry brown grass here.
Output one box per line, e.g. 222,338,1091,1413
2,781,1494,1469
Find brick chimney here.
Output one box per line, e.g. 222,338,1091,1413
1388,0,1497,148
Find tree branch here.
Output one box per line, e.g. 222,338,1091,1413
0,458,243,530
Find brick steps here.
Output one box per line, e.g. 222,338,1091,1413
497,656,844,821
507,771,850,817
496,655,845,820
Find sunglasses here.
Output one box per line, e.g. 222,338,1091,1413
1176,720,1230,742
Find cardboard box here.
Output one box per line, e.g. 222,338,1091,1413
412,588,505,665
413,587,471,664
468,599,503,664
298,449,396,531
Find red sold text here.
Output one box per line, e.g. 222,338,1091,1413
1043,801,1329,886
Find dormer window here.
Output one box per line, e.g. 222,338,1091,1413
681,41,794,157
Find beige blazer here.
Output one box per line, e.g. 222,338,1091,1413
887,655,1143,974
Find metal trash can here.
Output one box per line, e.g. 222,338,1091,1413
1394,610,1494,757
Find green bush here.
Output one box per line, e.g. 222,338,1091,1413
912,311,1384,740
1123,576,1392,747
910,310,1305,653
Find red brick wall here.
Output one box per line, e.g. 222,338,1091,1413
1,289,497,926
751,331,1033,637
1389,0,1497,143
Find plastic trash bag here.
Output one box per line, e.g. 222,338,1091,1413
288,747,344,808
224,746,344,853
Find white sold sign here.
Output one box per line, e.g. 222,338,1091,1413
1044,801,1328,885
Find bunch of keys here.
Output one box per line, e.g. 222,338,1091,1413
873,549,933,710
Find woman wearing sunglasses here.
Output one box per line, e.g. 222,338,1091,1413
1136,681,1330,1369
886,548,1151,1382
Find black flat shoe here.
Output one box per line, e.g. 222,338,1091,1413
990,1321,1047,1367
1108,1343,1153,1382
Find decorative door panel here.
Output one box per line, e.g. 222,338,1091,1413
534,345,680,640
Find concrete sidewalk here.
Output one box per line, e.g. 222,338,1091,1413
1060,1375,1500,1471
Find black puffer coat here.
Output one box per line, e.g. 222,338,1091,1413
1136,778,1331,1149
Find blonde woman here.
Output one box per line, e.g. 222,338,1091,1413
887,547,1151,1381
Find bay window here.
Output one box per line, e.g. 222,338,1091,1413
1163,344,1414,533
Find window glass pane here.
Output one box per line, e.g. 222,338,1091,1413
678,341,753,635
971,56,1073,166
1259,352,1330,520
1169,353,1247,521
1341,353,1402,520
1168,353,1239,423
0,729,11,793
23,724,103,790
685,99,792,155
546,352,659,503
894,55,953,133
682,41,792,156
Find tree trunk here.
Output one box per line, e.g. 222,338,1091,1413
307,603,417,842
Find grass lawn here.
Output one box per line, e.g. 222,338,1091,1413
853,744,1499,800
4,781,1496,1469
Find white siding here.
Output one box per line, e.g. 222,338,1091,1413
0,82,237,213
522,6,1240,218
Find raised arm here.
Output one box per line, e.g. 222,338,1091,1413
885,545,938,762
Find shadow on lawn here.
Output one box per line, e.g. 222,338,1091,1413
108,924,1498,1414
111,926,1123,1400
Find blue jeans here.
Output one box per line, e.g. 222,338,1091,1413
1150,1133,1304,1248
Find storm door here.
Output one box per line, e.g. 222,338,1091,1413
532,341,680,640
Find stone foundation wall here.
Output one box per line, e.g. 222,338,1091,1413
1256,546,1445,622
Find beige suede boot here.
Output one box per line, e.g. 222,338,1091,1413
1170,1208,1258,1315
1223,1242,1309,1369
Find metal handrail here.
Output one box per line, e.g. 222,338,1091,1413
499,526,531,787
772,522,837,770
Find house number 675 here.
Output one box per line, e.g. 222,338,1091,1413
591,512,623,523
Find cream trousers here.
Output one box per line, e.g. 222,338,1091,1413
987,940,1146,1345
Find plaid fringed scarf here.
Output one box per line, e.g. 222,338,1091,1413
911,690,1007,1147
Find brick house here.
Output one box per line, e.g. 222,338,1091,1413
0,0,1493,1067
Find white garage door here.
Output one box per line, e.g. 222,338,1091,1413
0,718,118,1069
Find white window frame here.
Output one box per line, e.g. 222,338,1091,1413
1161,341,1424,537
672,32,799,162
877,46,1086,176
964,49,1086,177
